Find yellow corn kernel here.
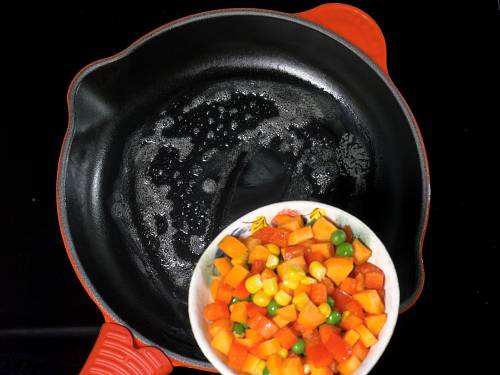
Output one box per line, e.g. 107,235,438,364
252,360,266,375
274,289,292,306
304,363,311,374
265,243,281,256
253,290,272,307
263,277,279,296
265,254,279,269
286,264,306,282
282,278,299,290
231,251,249,266
309,261,326,281
245,274,263,294
293,292,311,311
277,348,288,358
300,276,317,285
318,303,332,317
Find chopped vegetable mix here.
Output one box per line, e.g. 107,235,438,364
203,211,387,375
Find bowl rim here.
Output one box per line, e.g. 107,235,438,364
189,200,399,375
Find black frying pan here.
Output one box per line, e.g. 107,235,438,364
58,4,429,373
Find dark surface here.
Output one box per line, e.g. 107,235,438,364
3,1,497,374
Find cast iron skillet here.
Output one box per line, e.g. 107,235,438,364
58,4,430,374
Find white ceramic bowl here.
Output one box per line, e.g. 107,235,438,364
189,201,399,375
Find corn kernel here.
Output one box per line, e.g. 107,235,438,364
245,274,263,294
265,243,280,256
318,303,332,317
277,348,288,358
263,277,279,296
265,254,279,269
309,261,326,281
274,289,292,306
293,292,310,311
286,265,306,282
300,276,317,285
304,364,311,374
252,360,266,375
253,290,272,307
282,278,299,290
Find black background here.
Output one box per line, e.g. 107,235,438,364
2,1,497,374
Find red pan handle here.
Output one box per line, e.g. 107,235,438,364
80,323,173,375
295,3,388,74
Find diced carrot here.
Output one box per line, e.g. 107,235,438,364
224,264,250,288
247,303,267,318
364,271,385,290
233,281,251,299
204,302,230,321
282,357,305,375
249,345,262,359
292,320,312,336
298,302,326,329
248,313,279,339
309,242,332,258
353,290,385,314
352,340,368,360
355,273,365,292
287,256,307,270
302,328,321,346
227,341,249,371
251,259,266,274
310,365,333,375
352,239,372,265
254,227,290,248
306,341,334,368
354,324,378,348
274,326,298,350
242,353,261,373
283,245,305,260
339,277,357,296
249,245,270,263
324,257,354,286
218,235,248,259
272,214,299,226
305,251,325,265
337,355,360,375
288,226,314,246
278,216,304,231
321,278,335,295
211,328,234,355
340,312,363,330
261,268,278,280
210,277,221,300
331,288,353,312
257,338,281,358
354,262,383,276
345,300,365,319
215,283,233,305
267,354,283,375
214,257,232,276
242,236,262,251
273,314,291,328
208,319,232,337
325,332,353,362
245,328,264,347
312,217,338,242
310,283,328,305
276,305,298,321
365,313,387,337
319,324,341,345
230,301,248,324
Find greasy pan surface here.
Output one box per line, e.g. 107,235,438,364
59,10,429,366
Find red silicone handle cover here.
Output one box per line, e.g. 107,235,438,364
296,3,388,74
80,323,173,375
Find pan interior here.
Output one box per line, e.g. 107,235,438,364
65,13,424,363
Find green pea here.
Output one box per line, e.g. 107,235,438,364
263,368,270,375
232,322,246,335
267,300,280,316
230,297,241,304
327,310,342,326
327,296,335,309
291,338,305,355
336,242,354,257
331,229,347,245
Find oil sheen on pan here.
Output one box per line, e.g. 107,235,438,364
111,77,375,334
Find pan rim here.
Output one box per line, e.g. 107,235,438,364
58,7,430,367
